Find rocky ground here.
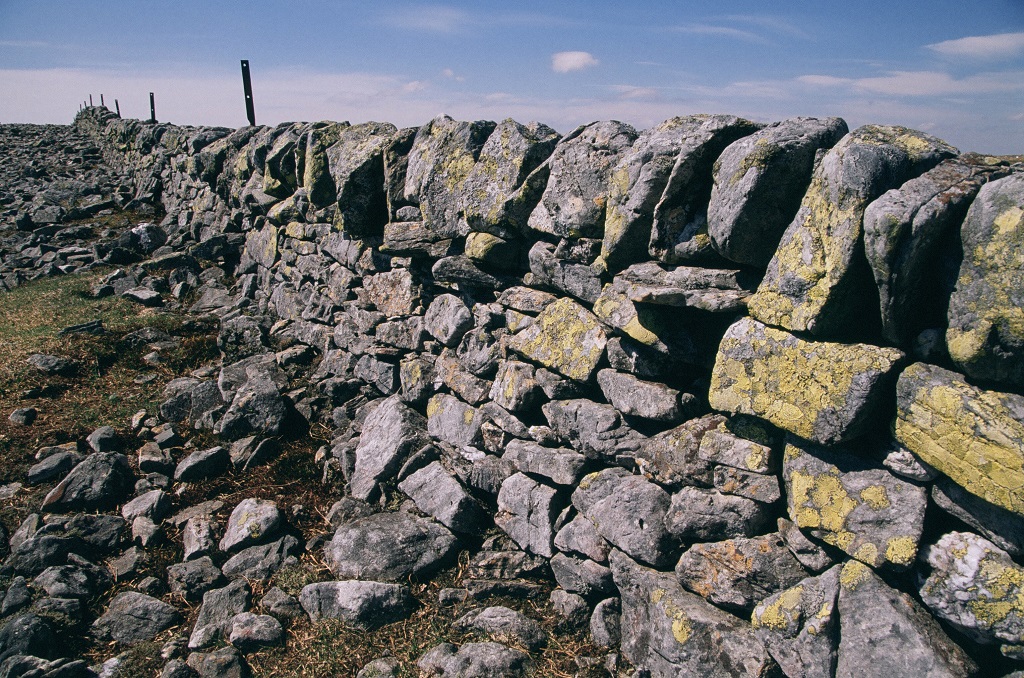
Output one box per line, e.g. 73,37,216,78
0,108,1022,678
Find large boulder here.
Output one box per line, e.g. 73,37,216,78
895,362,1024,516
349,396,429,501
748,125,957,338
322,122,397,235
708,116,849,267
40,453,134,513
324,511,458,582
542,398,646,461
92,592,182,644
946,173,1024,385
495,473,560,558
299,580,415,630
709,317,905,445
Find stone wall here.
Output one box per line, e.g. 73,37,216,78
74,105,1024,676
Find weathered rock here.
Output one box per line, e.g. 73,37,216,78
709,317,905,445
597,369,691,423
464,232,517,269
215,372,287,440
299,580,415,630
167,557,226,602
555,514,612,563
349,396,428,501
508,297,607,382
526,240,603,304
549,552,614,597
633,414,724,487
435,351,493,405
92,592,182,644
221,535,301,582
416,641,531,677
26,354,76,376
920,531,1024,646
325,511,457,582
228,612,283,651
319,122,396,235
610,549,776,677
488,361,542,413
528,121,638,239
452,606,546,651
751,564,841,678
502,439,586,486
173,447,229,482
932,476,1024,557
895,362,1024,516
572,468,675,567
497,286,558,314
218,498,282,553
41,453,134,513
665,486,773,542
748,125,957,337
183,516,217,561
838,559,978,677
864,158,1000,346
362,269,422,317
189,579,251,649
946,173,1024,385
675,533,807,611
708,117,849,267
542,399,645,462
783,436,927,569
609,261,755,312
424,294,473,348
121,489,171,523
27,452,84,486
185,645,249,678
495,473,561,558
398,461,488,534
426,394,483,448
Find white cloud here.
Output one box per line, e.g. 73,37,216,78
551,51,599,73
441,68,465,82
798,70,1024,96
673,24,766,43
386,5,470,33
927,32,1024,59
612,85,660,100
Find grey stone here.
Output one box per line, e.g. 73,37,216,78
217,315,267,362
26,354,76,376
34,563,108,601
839,559,977,677
549,552,614,597
189,579,251,649
299,580,414,630
466,550,548,580
354,354,399,395
496,286,558,313
374,316,425,351
610,549,775,678
325,511,457,582
596,369,690,423
634,414,725,488
608,260,755,312
542,399,645,462
349,396,428,501
932,476,1024,557
416,641,531,677
713,465,782,504
185,645,249,678
502,439,586,487
665,486,773,542
431,255,507,289
425,294,473,347
572,467,675,568
228,612,282,651
708,116,849,267
26,452,84,486
590,598,620,648
362,269,422,317
259,587,304,619
777,518,835,573
215,372,287,440
173,447,229,482
550,589,589,627
356,657,400,678
122,288,163,307
426,394,483,448
8,408,36,426
554,514,611,563
495,472,561,558
92,592,183,643
0,614,55,662
456,329,502,378
221,535,301,582
398,461,488,534
453,606,546,651
41,453,134,513
218,498,282,553
183,517,216,561
317,122,396,234
86,426,119,452
526,240,603,304
167,557,226,602
435,351,493,405
120,489,171,523
488,361,542,413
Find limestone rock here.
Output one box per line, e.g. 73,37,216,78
635,415,725,488
751,564,841,678
416,641,531,677
426,394,484,448
864,158,999,346
452,606,546,651
748,124,957,337
324,511,458,582
837,559,977,677
932,476,1024,557
41,453,134,513
299,580,415,630
572,468,675,568
508,297,607,382
322,122,397,236
920,531,1024,646
219,498,282,553
501,439,586,486
709,317,905,445
424,294,473,347
527,240,603,304
488,360,542,412
610,549,775,678
555,513,612,563
675,533,808,612
609,260,755,312
597,369,691,423
528,121,638,239
895,362,1024,516
92,592,182,644
494,472,561,558
665,486,773,542
708,116,849,267
362,269,421,317
542,398,646,462
946,173,1024,385
398,461,488,534
228,611,283,651
783,436,927,569
349,396,428,501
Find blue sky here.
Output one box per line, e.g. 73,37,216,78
1,1,1022,153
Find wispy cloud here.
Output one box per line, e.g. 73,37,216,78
612,85,660,100
721,15,811,40
441,68,465,83
673,23,767,44
927,32,1024,59
386,4,471,33
552,51,599,74
798,70,1024,96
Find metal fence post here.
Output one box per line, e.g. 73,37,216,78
150,93,156,123
241,59,256,126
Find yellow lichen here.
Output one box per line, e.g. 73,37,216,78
840,560,871,591
752,585,804,630
860,485,891,510
885,536,918,566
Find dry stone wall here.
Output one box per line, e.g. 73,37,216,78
72,105,1024,676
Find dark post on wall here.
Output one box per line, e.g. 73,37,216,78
241,60,256,127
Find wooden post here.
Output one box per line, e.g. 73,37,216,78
100,94,104,107
149,92,156,123
89,94,93,106
241,59,256,126
115,99,121,118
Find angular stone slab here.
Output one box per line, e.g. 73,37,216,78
748,125,957,337
501,439,586,486
349,396,429,501
299,580,414,631
495,472,560,558
362,269,422,317
597,369,690,423
508,297,607,382
322,122,397,235
527,121,638,239
665,486,773,542
709,317,905,445
708,116,849,268
542,398,646,461
895,362,1024,516
610,549,775,678
635,414,725,488
324,511,457,582
947,173,1024,385
609,261,754,313
398,461,488,535
647,115,761,265
527,240,603,304
783,436,927,570
864,158,1000,346
920,531,1024,646
838,560,978,677
426,393,484,448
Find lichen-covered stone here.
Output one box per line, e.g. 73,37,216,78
665,486,773,542
864,158,1000,346
895,362,1024,516
932,476,1024,557
362,269,422,317
542,398,646,462
435,351,493,405
488,360,542,412
424,294,473,347
610,549,776,678
713,466,782,504
459,118,560,237
920,531,1024,646
608,261,755,313
527,240,603,304
426,393,484,448
633,414,725,488
675,533,808,612
349,396,429,501
464,232,517,269
528,121,638,239
324,511,457,582
647,115,761,265
946,173,1024,385
782,436,927,570
708,117,849,268
751,564,840,678
709,317,905,445
508,297,607,382
838,559,978,677
748,125,957,337
404,115,496,238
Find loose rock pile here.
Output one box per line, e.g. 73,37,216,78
0,105,1022,677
